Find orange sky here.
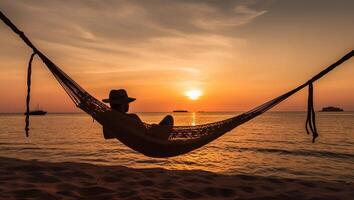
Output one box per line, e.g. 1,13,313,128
0,0,353,113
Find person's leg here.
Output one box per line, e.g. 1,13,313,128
159,115,174,126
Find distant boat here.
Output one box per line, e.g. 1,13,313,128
173,110,188,113
321,106,343,112
24,104,47,115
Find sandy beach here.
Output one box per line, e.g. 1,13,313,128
0,157,352,200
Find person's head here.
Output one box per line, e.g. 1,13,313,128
110,102,129,113
102,89,136,113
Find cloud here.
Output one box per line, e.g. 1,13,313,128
0,0,266,45
191,4,267,30
82,66,200,75
0,0,266,67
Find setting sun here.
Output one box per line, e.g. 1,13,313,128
185,90,202,100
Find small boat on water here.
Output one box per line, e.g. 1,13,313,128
321,106,343,112
173,110,188,113
24,104,47,115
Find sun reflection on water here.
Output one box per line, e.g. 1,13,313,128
191,112,196,126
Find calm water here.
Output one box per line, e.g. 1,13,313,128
0,112,353,182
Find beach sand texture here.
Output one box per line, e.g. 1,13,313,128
1,157,352,200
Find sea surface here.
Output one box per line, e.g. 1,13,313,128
0,112,353,182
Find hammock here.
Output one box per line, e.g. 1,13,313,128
1,11,353,158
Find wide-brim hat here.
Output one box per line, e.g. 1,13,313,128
102,89,136,104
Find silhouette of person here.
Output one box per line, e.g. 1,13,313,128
102,89,174,139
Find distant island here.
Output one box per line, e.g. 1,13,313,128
321,106,343,112
173,110,188,113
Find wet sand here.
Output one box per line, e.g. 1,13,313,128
0,157,352,200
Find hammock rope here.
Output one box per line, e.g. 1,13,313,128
1,10,353,157
25,52,37,137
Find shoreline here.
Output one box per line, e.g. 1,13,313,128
1,157,352,199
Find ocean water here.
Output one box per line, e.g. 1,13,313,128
0,112,353,182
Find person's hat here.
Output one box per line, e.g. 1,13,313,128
102,89,136,104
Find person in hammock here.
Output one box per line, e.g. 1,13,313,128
102,89,174,140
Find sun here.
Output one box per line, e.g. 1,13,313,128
185,89,202,100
